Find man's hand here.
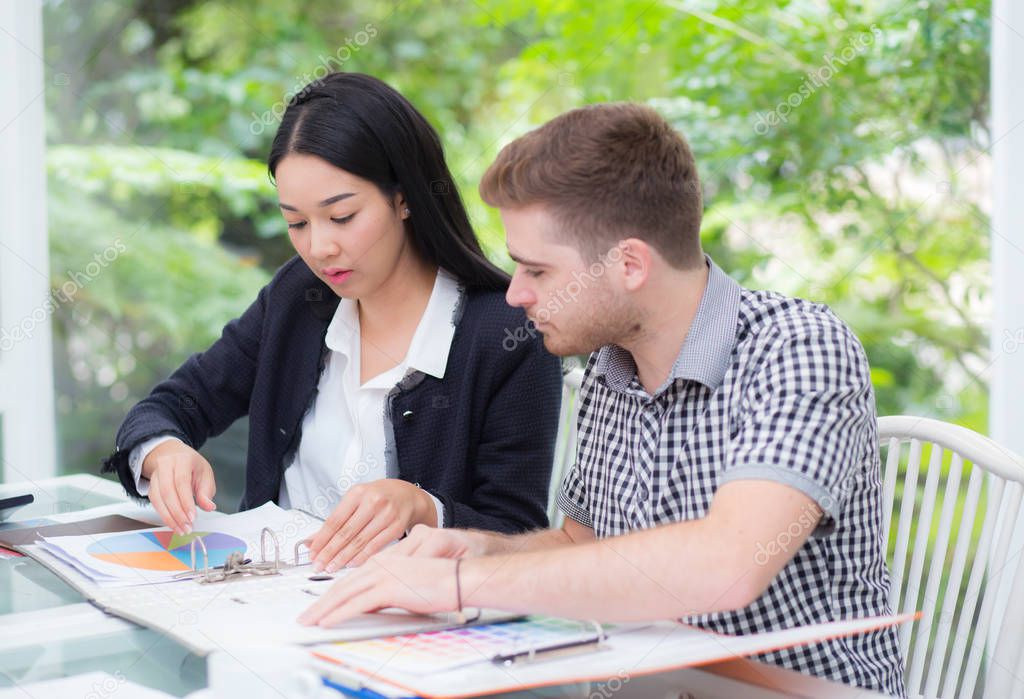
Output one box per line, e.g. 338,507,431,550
307,479,437,572
390,523,497,559
392,516,596,559
298,552,459,627
143,440,217,535
297,480,824,626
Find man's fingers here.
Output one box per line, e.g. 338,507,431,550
298,569,377,625
314,504,375,571
317,590,388,628
389,535,421,557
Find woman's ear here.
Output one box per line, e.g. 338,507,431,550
394,192,411,219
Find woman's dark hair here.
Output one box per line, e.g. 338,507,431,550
268,72,509,292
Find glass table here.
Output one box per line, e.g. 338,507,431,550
0,475,206,696
0,475,887,699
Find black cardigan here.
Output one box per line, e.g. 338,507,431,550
101,256,562,533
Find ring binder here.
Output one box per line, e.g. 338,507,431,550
173,528,314,584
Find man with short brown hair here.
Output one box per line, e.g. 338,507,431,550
300,103,907,697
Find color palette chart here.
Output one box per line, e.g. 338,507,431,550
86,530,246,572
320,617,605,674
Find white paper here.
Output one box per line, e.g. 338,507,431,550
313,613,915,698
37,503,321,587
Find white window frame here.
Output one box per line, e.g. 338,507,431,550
0,0,57,483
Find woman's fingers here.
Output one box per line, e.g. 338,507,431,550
313,503,376,572
168,466,194,534
308,495,359,558
344,520,404,568
193,459,217,512
172,459,197,525
152,462,190,534
147,476,172,532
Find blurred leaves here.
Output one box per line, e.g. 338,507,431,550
42,0,992,476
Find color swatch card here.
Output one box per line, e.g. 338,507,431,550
313,614,918,699
35,502,320,587
315,617,644,674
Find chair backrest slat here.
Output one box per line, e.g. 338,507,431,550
900,444,946,665
889,438,924,612
960,483,1024,699
924,457,979,697
908,452,963,694
879,416,1024,699
944,475,1006,698
882,436,902,548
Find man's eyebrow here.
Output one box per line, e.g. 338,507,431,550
278,192,356,211
507,250,549,267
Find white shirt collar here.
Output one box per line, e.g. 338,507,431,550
323,268,462,381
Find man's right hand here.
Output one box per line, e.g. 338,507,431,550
390,524,499,559
142,440,217,535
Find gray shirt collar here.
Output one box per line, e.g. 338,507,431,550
593,255,741,394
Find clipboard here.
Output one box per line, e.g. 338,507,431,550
311,612,919,698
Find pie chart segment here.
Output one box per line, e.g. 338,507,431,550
87,531,247,572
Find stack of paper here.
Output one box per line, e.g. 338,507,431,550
36,502,321,587
311,613,918,698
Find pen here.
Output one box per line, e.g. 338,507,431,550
491,633,606,666
322,675,394,699
314,659,415,699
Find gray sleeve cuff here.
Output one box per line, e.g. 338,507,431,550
718,464,840,536
556,489,593,528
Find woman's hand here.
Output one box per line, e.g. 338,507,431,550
307,479,437,572
142,440,217,535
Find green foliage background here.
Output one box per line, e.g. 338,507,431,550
42,0,992,508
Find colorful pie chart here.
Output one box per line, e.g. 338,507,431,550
86,530,247,572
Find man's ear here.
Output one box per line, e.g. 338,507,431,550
617,238,653,292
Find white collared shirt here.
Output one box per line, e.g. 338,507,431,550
129,269,460,526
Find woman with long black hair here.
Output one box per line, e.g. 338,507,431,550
102,72,562,573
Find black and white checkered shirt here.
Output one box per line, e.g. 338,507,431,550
557,256,906,698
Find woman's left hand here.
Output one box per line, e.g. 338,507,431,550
307,479,437,571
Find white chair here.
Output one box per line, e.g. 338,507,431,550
879,415,1024,699
548,366,585,526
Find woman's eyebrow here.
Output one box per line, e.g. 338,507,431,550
279,192,356,211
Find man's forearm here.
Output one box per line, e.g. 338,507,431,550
457,482,819,622
459,519,760,622
477,524,578,556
